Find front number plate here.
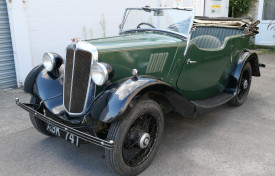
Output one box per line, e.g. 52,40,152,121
47,123,80,147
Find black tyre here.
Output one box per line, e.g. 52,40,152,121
229,62,252,107
29,96,54,136
105,100,164,176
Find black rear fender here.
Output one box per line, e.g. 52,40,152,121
226,50,260,92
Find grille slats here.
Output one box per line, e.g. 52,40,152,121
70,51,91,113
64,49,74,110
64,48,92,114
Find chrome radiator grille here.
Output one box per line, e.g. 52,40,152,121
64,48,92,114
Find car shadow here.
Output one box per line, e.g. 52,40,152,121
36,136,116,175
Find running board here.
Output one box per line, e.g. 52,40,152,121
191,92,236,117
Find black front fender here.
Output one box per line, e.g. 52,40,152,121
88,76,195,123
24,64,44,95
24,64,64,115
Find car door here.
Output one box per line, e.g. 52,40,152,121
176,42,232,100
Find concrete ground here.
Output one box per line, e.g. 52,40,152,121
0,53,275,176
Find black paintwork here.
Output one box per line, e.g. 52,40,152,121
226,50,260,93
192,92,236,116
24,64,44,94
35,66,64,115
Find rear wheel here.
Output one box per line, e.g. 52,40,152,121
229,62,252,107
105,100,164,176
29,96,54,136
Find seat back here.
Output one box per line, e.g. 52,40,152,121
191,27,243,43
192,35,221,49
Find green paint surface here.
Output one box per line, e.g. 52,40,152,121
86,32,249,100
87,33,182,83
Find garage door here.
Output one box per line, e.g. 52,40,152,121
0,0,16,89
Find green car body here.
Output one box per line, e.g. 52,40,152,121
88,32,251,100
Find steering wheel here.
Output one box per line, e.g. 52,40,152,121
137,22,156,29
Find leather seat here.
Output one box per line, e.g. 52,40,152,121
192,35,222,49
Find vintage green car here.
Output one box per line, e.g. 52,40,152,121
17,7,262,176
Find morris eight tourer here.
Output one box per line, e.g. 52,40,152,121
16,7,262,176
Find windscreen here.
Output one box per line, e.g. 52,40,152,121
121,8,194,37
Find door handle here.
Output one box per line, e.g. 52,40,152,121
187,58,197,64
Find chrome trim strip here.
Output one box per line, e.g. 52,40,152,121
184,8,195,56
63,41,98,116
68,50,76,111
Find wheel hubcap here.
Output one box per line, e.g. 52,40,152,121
243,80,248,89
139,133,150,149
237,69,250,99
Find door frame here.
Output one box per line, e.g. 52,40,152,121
255,0,275,46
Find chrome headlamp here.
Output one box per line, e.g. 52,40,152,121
43,52,63,72
91,62,113,86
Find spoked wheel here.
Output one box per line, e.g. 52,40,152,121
229,62,252,107
105,100,164,176
123,113,158,167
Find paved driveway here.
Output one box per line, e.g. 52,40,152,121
0,53,274,176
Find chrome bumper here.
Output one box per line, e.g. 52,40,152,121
15,98,114,149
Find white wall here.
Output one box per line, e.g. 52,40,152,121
9,0,208,85
6,0,33,87
25,0,158,67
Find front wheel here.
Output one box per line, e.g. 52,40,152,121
29,96,54,136
229,62,252,107
105,100,164,176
